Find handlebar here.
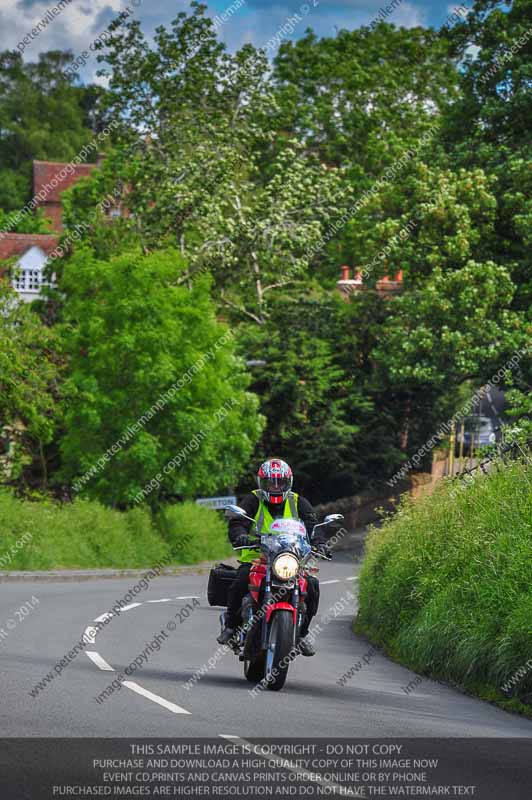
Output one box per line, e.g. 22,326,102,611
311,548,332,561
232,537,262,550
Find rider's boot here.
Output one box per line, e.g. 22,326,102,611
298,636,316,657
217,626,236,646
217,611,238,646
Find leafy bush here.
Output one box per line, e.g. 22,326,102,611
59,247,263,507
356,456,532,711
0,492,231,570
157,501,232,564
0,491,168,569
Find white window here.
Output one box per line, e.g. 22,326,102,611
12,246,56,302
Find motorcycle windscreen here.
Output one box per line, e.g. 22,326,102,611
263,522,312,560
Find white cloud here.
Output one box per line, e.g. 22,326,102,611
0,0,428,83
388,2,426,28
0,0,128,62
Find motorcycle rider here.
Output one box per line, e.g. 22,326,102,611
217,458,330,657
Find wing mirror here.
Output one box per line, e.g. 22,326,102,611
224,505,256,524
323,514,344,524
224,504,247,517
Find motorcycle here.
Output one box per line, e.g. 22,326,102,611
221,506,344,691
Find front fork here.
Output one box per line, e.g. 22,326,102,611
261,564,272,650
260,566,301,650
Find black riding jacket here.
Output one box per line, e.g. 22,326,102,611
228,492,325,546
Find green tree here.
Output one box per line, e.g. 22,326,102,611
238,292,370,502
273,25,459,172
440,0,532,302
348,163,498,285
440,0,532,432
0,208,52,234
368,262,527,460
0,50,104,213
374,263,523,388
59,248,263,506
193,143,344,323
0,280,61,486
61,4,346,323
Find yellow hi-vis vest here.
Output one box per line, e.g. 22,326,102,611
238,490,299,563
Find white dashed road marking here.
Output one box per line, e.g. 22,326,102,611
83,626,98,644
86,651,115,671
94,612,114,623
147,598,173,603
84,580,357,720
122,681,191,715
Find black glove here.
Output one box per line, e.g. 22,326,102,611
233,534,251,549
313,542,332,560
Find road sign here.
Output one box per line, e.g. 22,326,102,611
196,495,237,509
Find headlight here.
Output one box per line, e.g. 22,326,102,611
272,553,299,580
489,432,496,443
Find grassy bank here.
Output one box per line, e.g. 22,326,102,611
0,492,231,570
356,457,532,714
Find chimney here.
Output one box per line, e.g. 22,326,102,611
340,265,351,281
376,270,403,296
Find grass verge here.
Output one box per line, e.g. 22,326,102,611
0,491,231,570
356,456,532,716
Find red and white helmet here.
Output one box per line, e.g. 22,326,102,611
257,459,293,505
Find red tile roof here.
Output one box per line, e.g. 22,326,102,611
33,160,98,203
0,233,59,260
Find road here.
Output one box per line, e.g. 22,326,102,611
1,551,531,740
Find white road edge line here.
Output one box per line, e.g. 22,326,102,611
346,577,358,581
219,736,364,797
320,579,340,585
86,651,115,671
122,681,191,715
121,602,143,612
175,596,200,600
219,734,240,739
147,598,172,603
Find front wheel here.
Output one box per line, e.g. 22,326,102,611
265,610,295,691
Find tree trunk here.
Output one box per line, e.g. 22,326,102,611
39,439,48,491
251,251,264,323
400,398,412,452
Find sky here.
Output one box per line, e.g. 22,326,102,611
0,0,465,84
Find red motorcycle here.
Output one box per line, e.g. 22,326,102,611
220,507,343,691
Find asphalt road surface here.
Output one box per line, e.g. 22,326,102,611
1,551,531,740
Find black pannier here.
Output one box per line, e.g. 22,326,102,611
207,563,237,607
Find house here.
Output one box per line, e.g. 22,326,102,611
0,234,60,302
1,159,100,302
33,159,100,231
